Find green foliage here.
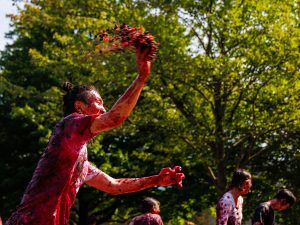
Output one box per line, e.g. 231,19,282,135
0,0,300,224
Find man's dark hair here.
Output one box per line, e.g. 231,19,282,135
274,189,296,206
140,197,160,213
62,81,98,116
229,169,251,189
87,215,97,225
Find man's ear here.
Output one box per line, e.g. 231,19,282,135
150,206,159,214
280,199,287,205
149,206,155,213
150,205,160,214
74,100,84,113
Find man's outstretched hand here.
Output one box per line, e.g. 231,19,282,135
158,166,185,188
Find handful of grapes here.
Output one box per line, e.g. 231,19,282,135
94,24,159,60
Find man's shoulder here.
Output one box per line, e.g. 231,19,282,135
256,202,271,213
64,112,87,121
252,202,274,225
140,213,162,220
130,213,162,225
218,191,234,205
151,214,162,220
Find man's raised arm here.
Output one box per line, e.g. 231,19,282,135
91,48,151,134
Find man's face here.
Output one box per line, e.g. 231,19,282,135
87,90,106,115
239,178,252,195
277,200,290,211
79,90,106,116
151,203,160,214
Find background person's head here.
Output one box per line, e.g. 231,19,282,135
272,189,296,211
230,169,252,195
140,197,160,214
62,81,105,117
87,215,97,225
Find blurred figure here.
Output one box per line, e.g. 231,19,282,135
129,197,163,225
88,215,97,225
216,169,252,225
252,189,296,225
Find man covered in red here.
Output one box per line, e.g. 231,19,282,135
5,46,184,225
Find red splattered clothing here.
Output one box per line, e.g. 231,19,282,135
6,113,101,225
216,192,243,225
129,213,163,225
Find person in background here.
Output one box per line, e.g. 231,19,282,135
87,215,97,225
5,45,184,225
129,197,163,225
216,169,252,225
252,189,296,225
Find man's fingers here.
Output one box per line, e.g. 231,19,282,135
158,166,185,187
175,173,185,188
136,46,152,61
159,167,173,175
174,166,182,173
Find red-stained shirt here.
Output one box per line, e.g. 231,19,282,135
216,192,243,225
129,213,164,225
6,113,101,225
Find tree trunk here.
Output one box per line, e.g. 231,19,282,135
214,79,227,196
78,193,89,225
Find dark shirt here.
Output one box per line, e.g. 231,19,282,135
252,202,274,225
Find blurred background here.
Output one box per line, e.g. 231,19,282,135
0,0,299,224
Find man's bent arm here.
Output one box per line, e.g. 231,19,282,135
86,172,173,195
91,50,151,134
85,166,183,195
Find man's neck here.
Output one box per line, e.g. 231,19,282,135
268,199,276,210
230,188,241,203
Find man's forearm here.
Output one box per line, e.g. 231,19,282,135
106,55,151,125
87,174,159,195
109,175,160,195
107,75,148,123
91,74,149,133
86,166,183,194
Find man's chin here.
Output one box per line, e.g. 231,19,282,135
242,192,250,196
94,110,105,116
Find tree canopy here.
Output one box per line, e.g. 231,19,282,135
0,0,299,224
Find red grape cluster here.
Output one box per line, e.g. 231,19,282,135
95,24,159,60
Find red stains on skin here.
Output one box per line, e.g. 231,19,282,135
158,166,185,188
86,166,185,195
77,45,151,135
90,47,151,134
75,90,105,116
